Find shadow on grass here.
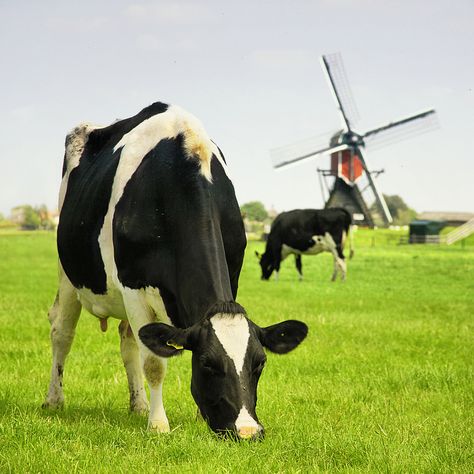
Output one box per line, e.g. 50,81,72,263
0,393,215,440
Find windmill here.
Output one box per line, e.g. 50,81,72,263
271,52,437,227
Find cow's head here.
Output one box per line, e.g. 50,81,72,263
138,302,307,440
255,250,274,280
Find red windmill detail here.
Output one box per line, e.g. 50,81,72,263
330,149,364,184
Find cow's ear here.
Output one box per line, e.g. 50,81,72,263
258,320,308,354
138,323,192,357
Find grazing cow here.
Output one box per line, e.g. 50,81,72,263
42,102,308,440
256,208,352,281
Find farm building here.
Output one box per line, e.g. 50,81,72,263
417,211,474,227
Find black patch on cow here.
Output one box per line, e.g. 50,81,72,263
206,301,247,318
58,102,169,293
87,102,169,154
113,136,246,327
208,157,246,299
58,144,121,293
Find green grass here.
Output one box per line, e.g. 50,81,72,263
0,230,473,473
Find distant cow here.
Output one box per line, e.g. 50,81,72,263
256,208,352,281
42,102,308,440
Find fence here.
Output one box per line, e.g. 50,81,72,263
444,218,474,245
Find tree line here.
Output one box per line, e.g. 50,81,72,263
241,195,417,226
0,194,416,231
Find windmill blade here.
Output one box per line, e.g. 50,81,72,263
270,130,344,169
321,53,360,132
363,109,437,150
356,148,393,224
272,141,349,170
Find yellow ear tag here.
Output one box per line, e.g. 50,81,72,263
166,340,183,350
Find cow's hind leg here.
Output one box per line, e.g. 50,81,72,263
325,232,347,282
43,268,82,409
330,253,347,281
335,243,347,281
118,320,149,414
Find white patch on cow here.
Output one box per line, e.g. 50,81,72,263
234,406,260,438
210,314,249,376
76,287,127,320
180,113,213,182
281,234,329,260
113,105,213,182
281,232,347,281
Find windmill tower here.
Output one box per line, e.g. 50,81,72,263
271,52,437,227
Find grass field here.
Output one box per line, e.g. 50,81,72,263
0,230,473,473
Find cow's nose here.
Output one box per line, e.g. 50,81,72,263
237,425,264,441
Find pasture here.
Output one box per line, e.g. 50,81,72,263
0,230,473,473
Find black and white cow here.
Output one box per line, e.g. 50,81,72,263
256,208,353,281
42,102,308,440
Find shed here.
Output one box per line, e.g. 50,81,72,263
409,220,447,243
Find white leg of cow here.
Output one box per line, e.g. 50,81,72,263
43,268,82,408
122,289,170,433
144,357,169,433
330,252,346,281
338,258,347,281
118,320,149,414
331,256,339,281
322,232,346,282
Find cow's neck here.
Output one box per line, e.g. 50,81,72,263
171,211,233,328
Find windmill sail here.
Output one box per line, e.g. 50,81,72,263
321,53,360,131
363,109,437,150
356,148,393,224
271,131,349,169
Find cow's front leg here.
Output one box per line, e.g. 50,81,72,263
43,268,82,409
142,353,169,432
118,321,149,414
295,255,303,281
123,289,170,433
338,258,347,281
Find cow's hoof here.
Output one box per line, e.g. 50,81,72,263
130,397,149,414
41,399,64,410
148,419,170,433
130,403,149,415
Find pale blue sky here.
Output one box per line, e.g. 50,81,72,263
1,0,473,216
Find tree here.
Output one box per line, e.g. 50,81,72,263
240,201,268,222
22,205,41,230
372,194,416,225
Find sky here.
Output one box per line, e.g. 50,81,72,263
1,0,473,217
